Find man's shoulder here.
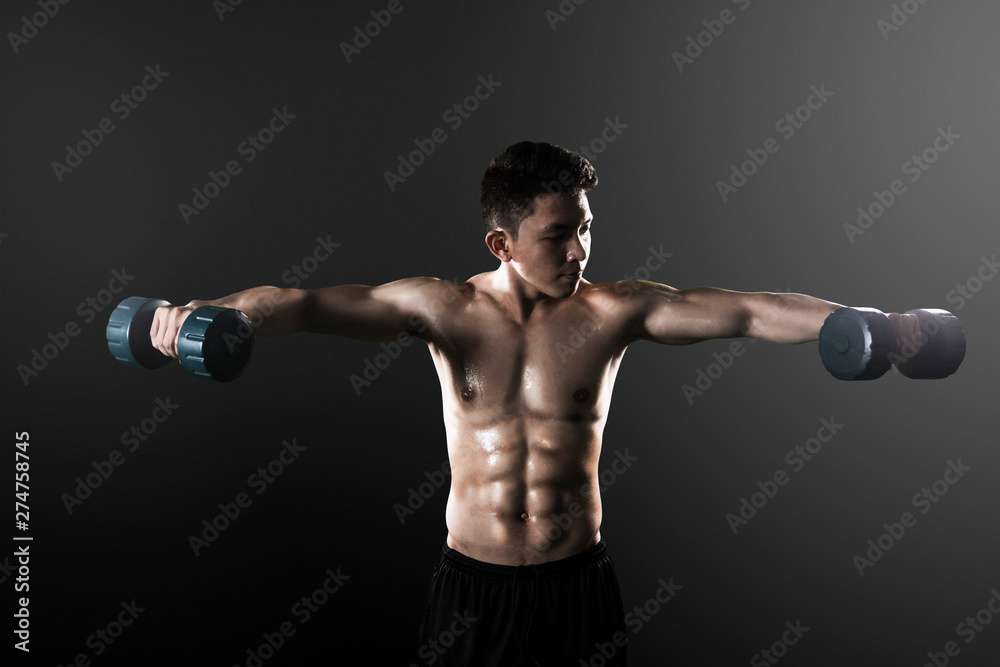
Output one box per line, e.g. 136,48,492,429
576,279,685,306
389,275,476,294
393,275,478,309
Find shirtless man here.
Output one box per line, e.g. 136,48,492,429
149,142,910,665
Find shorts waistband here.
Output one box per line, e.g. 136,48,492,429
441,540,608,581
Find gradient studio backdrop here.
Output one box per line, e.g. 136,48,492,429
2,1,999,665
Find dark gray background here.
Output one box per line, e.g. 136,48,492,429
2,0,999,664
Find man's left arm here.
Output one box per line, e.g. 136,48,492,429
737,290,846,344
621,282,845,345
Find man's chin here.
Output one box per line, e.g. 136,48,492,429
550,277,581,298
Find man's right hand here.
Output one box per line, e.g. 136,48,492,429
149,303,202,358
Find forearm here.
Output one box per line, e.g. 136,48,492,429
189,286,306,337
745,292,845,344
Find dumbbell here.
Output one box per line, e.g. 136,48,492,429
818,307,966,381
106,296,254,382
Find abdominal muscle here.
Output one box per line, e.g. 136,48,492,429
444,416,604,566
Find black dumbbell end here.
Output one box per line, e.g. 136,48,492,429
177,306,255,382
894,309,967,379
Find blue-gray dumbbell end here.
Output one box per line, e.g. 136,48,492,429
818,307,894,381
106,297,173,369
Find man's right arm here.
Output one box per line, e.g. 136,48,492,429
149,278,439,358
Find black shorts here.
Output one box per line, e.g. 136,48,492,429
417,540,627,666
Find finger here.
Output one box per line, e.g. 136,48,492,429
156,308,178,359
150,307,161,343
887,312,904,343
170,314,179,358
150,309,164,356
908,314,924,347
901,313,924,352
170,308,192,358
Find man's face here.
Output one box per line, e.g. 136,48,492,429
507,192,592,298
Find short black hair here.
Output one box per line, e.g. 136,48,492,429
480,141,597,239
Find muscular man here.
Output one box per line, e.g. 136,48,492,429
149,142,915,665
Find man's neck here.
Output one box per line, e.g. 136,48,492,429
487,264,554,324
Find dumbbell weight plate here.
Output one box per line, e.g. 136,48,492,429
893,309,967,379
819,307,895,381
177,306,254,382
106,297,173,369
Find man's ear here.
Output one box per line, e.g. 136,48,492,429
486,229,513,262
